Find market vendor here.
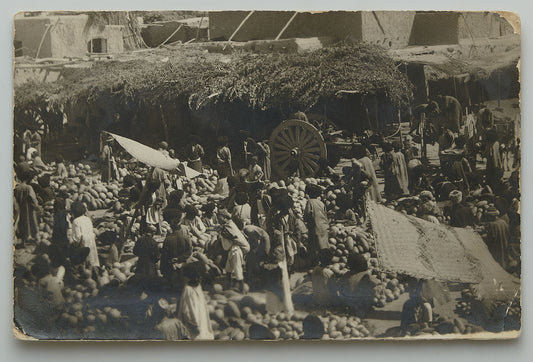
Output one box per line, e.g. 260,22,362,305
184,136,204,173
177,262,214,340
71,201,99,268
484,206,510,268
216,135,233,176
182,204,210,247
162,190,186,222
445,190,475,228
100,135,118,183
242,220,271,288
160,210,193,289
132,225,160,287
218,209,249,292
485,129,504,191
354,146,381,203
14,169,40,248
349,159,370,222
303,184,330,263
336,252,380,317
200,202,218,230
209,165,230,202
417,191,442,224
264,193,298,314
380,142,403,202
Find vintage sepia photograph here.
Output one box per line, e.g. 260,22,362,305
12,10,521,341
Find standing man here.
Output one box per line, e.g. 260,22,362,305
100,135,116,183
184,136,204,173
393,141,410,196
485,129,503,191
380,142,402,202
216,136,233,176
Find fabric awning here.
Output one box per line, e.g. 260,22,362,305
105,132,201,178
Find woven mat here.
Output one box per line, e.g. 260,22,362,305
367,201,520,300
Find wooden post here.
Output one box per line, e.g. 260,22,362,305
275,11,298,40
374,94,379,130
420,112,427,162
195,14,205,41
159,104,169,142
398,102,402,142
35,23,54,62
223,10,255,50
157,24,183,47
496,71,502,111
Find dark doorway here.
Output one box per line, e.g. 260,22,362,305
87,38,108,53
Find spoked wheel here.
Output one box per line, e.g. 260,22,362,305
269,119,327,179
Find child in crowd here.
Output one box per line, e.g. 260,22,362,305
177,262,214,340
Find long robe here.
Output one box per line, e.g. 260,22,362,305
216,146,233,176
486,141,503,189
14,183,39,242
178,284,214,340
100,144,113,183
160,226,192,285
381,152,402,201
359,156,382,202
303,198,330,253
221,220,250,281
392,151,409,196
486,218,510,267
265,211,296,314
72,215,99,267
257,142,271,181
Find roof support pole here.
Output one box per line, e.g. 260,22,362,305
35,21,55,62
223,10,255,50
157,24,183,47
275,11,298,41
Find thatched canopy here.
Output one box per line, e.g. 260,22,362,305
14,42,413,119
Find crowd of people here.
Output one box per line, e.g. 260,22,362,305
13,109,521,339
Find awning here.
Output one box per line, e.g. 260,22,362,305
105,132,201,178
367,201,519,301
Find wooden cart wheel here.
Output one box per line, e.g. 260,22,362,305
269,119,327,179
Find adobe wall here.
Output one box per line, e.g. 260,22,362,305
409,12,460,46
208,11,362,42
14,17,53,58
50,15,124,58
361,11,415,49
15,14,124,59
459,12,515,40
49,15,89,58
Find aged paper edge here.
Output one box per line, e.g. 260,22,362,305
11,9,522,343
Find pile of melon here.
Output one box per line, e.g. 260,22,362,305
58,180,121,211
318,312,371,339
56,259,137,336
